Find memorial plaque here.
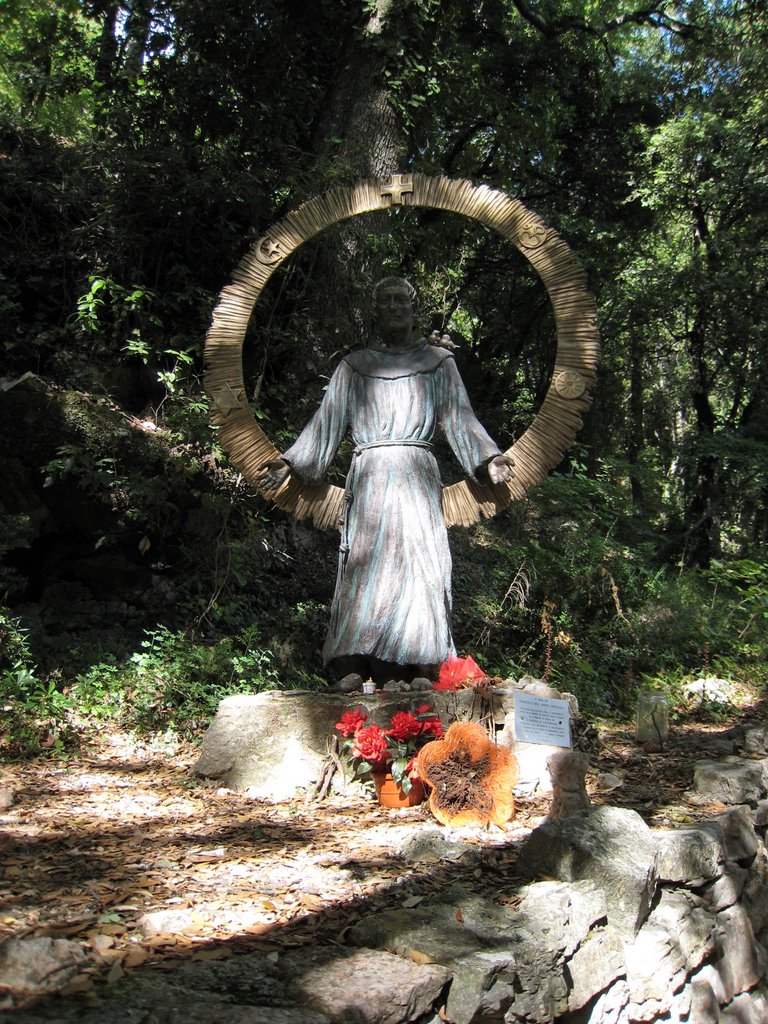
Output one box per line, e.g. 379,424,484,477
514,693,572,748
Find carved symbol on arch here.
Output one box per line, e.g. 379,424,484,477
554,371,587,400
256,237,283,265
381,173,414,205
517,223,550,250
212,382,246,415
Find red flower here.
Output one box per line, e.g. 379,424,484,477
387,711,422,741
336,702,442,785
351,723,390,766
420,716,444,738
436,654,485,689
336,708,368,737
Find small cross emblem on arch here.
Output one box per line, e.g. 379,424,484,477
381,174,414,205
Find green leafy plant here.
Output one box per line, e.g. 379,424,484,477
72,625,282,736
73,276,161,339
0,611,74,757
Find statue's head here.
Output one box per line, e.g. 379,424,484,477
373,276,417,309
372,277,417,338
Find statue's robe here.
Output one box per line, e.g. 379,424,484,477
283,342,500,667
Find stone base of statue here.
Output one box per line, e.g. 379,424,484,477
193,679,579,801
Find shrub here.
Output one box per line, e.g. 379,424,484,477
72,624,303,736
0,611,74,757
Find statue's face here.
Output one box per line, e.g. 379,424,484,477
375,284,414,334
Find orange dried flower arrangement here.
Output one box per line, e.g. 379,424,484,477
415,721,518,827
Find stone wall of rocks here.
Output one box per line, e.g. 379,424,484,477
9,797,766,1024
327,795,768,1024
188,690,768,1023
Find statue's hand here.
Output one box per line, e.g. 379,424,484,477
488,454,515,485
257,458,291,492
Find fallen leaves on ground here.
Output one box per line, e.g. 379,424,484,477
0,697,763,999
0,731,535,992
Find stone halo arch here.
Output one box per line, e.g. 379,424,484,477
204,173,600,531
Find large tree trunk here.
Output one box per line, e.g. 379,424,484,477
303,0,407,352
627,329,645,508
683,204,722,567
313,0,404,180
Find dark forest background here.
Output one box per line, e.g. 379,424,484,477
1,0,767,752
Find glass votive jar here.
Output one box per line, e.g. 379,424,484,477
636,692,669,744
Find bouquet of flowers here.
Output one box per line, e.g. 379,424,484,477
433,654,485,690
335,704,444,795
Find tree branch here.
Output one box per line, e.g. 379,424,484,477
510,0,696,39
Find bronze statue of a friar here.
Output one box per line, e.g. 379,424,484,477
205,176,599,685
258,277,513,682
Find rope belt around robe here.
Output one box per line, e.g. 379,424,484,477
204,173,600,531
353,439,433,456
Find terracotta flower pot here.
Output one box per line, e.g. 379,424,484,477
373,772,425,808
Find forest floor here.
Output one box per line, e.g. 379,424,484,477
1,686,766,1007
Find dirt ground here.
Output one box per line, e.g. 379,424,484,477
1,691,765,1004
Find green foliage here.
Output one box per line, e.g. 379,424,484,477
0,0,98,138
4,608,325,753
452,465,768,716
73,275,161,343
0,0,767,737
636,653,768,727
0,514,34,599
72,625,286,735
0,610,74,757
0,608,35,674
706,558,768,635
